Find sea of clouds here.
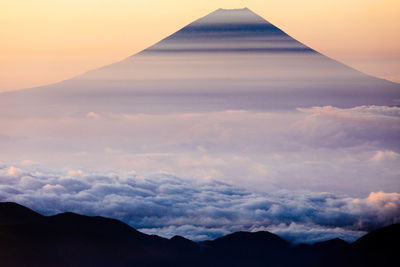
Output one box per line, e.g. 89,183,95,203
0,164,399,243
0,105,399,243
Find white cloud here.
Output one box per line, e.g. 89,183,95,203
252,222,365,244
365,191,399,209
370,150,398,162
0,105,399,243
7,166,25,178
0,165,399,243
67,170,85,177
87,112,100,119
0,106,399,195
42,184,65,193
297,105,400,119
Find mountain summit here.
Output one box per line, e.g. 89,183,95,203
191,8,267,24
144,8,312,54
0,8,399,116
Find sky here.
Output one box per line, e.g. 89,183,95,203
0,1,399,243
1,0,400,92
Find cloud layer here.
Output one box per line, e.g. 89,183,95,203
0,105,399,243
1,106,399,195
1,165,399,243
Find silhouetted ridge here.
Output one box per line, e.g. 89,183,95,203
48,212,148,240
0,202,43,225
352,223,399,250
201,231,290,266
210,230,289,248
314,238,349,249
0,202,398,266
170,235,196,245
323,224,400,267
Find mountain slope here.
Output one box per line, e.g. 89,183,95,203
200,231,290,266
0,202,398,267
0,203,181,267
1,8,399,117
0,202,43,225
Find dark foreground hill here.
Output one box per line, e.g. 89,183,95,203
0,202,398,267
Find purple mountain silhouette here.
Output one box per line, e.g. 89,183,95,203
1,8,399,116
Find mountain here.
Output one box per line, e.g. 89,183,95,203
199,231,290,266
0,202,398,267
0,202,180,267
0,202,42,225
1,8,399,117
345,224,400,267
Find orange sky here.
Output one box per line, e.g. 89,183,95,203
1,0,399,92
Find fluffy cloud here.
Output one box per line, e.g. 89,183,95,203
295,105,400,149
297,105,400,119
0,166,25,180
7,166,25,178
370,150,399,162
253,222,365,244
67,170,85,177
1,106,399,196
87,112,100,119
365,191,399,208
0,105,399,243
0,165,399,244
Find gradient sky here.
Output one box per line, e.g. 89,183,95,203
1,0,399,92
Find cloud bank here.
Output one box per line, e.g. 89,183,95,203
1,106,399,195
1,165,399,243
0,105,399,243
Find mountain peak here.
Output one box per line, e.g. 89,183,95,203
144,7,296,54
0,202,43,225
216,7,249,11
2,8,398,116
192,7,268,25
